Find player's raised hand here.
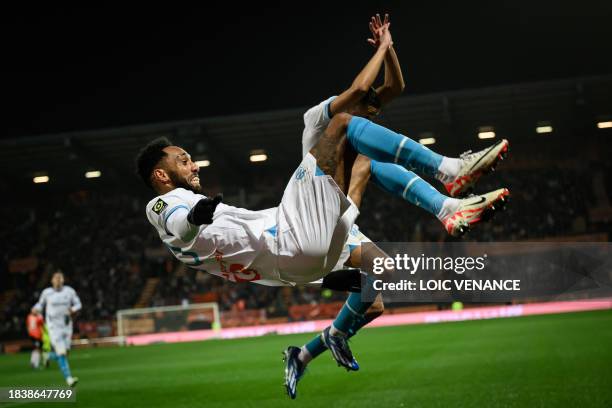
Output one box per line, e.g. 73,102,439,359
377,23,393,50
367,13,390,48
187,194,223,225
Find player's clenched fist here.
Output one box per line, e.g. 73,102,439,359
187,194,223,225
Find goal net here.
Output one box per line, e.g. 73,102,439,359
116,302,221,338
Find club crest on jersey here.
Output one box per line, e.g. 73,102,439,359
152,198,168,214
295,166,307,181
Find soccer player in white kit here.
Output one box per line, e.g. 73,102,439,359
136,16,509,398
137,134,376,391
32,272,81,387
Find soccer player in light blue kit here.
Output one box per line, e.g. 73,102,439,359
32,272,81,387
284,14,510,398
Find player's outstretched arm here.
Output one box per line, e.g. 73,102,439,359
70,289,82,315
164,194,222,242
187,195,222,226
328,23,392,117
369,14,405,106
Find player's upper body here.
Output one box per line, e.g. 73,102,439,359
138,139,293,286
146,186,281,285
32,272,82,328
26,313,44,339
302,14,404,157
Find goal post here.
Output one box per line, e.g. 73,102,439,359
116,302,221,339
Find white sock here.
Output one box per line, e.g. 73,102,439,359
436,157,462,183
437,198,461,221
31,350,40,368
298,347,313,365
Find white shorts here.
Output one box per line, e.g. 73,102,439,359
275,153,360,284
48,325,72,355
332,223,372,271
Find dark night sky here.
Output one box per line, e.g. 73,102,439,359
2,1,612,138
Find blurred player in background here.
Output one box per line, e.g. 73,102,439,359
31,272,82,387
26,311,44,369
283,14,510,398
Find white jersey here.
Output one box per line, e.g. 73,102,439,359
33,286,82,329
302,96,336,157
146,188,283,286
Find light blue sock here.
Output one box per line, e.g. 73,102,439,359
304,298,380,361
331,277,377,334
347,116,444,177
346,314,374,337
304,334,327,359
57,355,72,379
370,160,447,216
49,351,58,361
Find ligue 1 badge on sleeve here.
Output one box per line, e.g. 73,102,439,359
152,198,168,214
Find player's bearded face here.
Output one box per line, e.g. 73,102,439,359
168,168,202,193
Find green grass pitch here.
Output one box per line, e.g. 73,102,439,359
1,310,611,408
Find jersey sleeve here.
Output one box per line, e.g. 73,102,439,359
146,191,200,242
302,96,337,156
303,96,337,129
32,289,48,313
69,288,82,313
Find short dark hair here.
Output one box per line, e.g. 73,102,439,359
135,137,173,189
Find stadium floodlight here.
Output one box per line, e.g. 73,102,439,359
195,160,210,167
478,126,495,139
33,175,49,184
597,121,612,129
536,126,553,134
478,131,496,139
419,137,436,145
250,150,267,162
85,170,102,178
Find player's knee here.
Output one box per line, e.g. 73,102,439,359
331,112,353,129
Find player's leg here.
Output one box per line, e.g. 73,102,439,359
310,114,448,220
318,114,510,236
30,337,41,369
49,328,78,386
286,239,391,396
345,115,509,197
296,294,384,366
369,160,461,223
63,330,78,387
318,238,392,367
284,262,385,398
41,326,51,368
